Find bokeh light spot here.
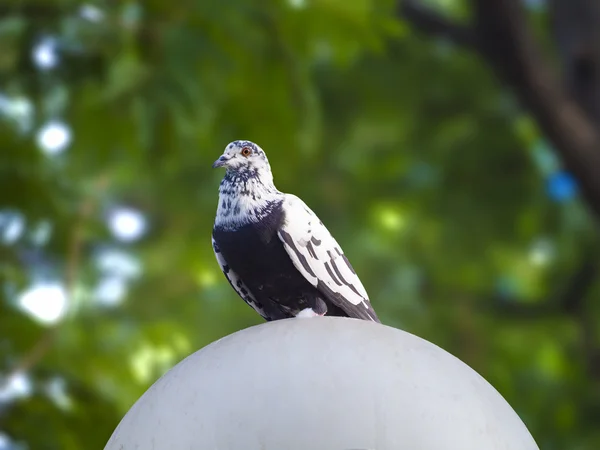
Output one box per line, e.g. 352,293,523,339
196,269,217,288
378,207,406,232
130,343,177,384
79,4,105,22
0,372,32,403
45,377,73,411
108,207,147,243
288,0,306,9
0,210,25,244
95,248,142,279
32,37,59,70
0,94,34,133
30,220,52,246
0,433,10,450
94,276,127,306
36,121,72,155
17,283,68,325
546,171,578,202
529,238,555,267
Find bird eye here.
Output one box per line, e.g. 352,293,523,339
241,147,252,157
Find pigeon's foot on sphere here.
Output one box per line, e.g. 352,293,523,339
295,308,324,318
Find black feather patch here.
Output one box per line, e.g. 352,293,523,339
306,241,318,259
316,280,380,323
324,262,343,286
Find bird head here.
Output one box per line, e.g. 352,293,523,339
213,140,280,227
212,140,272,176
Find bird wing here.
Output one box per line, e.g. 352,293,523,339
277,194,379,322
211,237,270,320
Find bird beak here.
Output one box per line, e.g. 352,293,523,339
212,155,230,168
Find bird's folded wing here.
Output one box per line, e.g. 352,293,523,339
211,237,269,320
277,195,378,321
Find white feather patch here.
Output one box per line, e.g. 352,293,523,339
215,176,283,230
277,194,371,309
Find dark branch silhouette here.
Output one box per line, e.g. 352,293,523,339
400,0,600,379
399,1,478,50
400,0,600,222
548,0,600,128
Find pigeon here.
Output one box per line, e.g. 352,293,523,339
211,140,380,323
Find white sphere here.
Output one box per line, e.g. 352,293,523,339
105,317,539,450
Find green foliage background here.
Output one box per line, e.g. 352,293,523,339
1,0,599,449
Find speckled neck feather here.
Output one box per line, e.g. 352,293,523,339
215,166,283,230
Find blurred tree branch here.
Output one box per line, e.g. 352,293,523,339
548,0,600,127
400,0,600,222
399,1,477,50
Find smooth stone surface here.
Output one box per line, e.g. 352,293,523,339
104,317,539,450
